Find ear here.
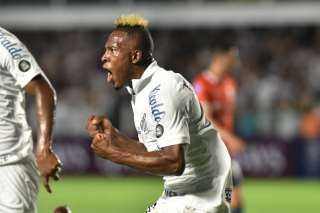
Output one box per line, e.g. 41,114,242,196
131,50,142,64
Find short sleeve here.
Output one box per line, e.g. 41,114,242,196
2,39,43,88
151,75,192,148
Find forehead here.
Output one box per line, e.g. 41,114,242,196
106,30,129,47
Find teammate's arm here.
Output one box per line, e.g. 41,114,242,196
86,116,185,176
24,75,62,193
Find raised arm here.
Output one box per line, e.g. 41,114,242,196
24,75,62,193
86,116,185,176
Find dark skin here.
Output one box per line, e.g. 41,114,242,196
87,30,185,176
24,75,62,193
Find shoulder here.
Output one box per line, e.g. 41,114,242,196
152,68,184,90
0,28,30,60
148,69,192,116
192,72,209,95
148,68,192,102
193,72,206,84
223,76,237,88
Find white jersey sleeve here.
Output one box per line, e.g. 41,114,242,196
152,72,192,148
0,28,43,88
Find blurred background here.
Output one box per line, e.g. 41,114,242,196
1,0,320,212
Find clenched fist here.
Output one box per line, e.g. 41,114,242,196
86,115,106,138
36,145,62,193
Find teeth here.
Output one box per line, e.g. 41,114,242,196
107,71,112,82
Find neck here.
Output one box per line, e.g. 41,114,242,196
132,59,153,79
209,69,224,81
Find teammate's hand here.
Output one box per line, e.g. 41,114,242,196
86,115,105,138
36,146,62,193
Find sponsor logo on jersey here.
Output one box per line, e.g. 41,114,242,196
18,59,31,72
0,31,26,60
149,84,165,122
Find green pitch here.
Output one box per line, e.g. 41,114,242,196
38,177,320,213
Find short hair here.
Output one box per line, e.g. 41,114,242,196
212,42,236,55
114,15,154,65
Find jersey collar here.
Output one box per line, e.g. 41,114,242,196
126,60,158,95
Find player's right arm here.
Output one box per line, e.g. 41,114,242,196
86,115,146,150
24,75,62,193
86,116,185,176
1,30,62,193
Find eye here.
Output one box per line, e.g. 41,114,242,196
111,47,120,56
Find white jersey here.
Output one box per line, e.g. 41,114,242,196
0,27,49,165
128,61,231,195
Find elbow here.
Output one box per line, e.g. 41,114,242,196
44,83,56,104
174,161,185,176
167,156,185,176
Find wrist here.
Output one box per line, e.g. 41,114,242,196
36,141,52,154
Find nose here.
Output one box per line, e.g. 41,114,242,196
101,52,106,62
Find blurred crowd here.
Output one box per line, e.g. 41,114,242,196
19,26,320,142
2,0,315,6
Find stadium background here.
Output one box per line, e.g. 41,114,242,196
1,0,320,212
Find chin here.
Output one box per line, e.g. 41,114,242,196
113,83,123,90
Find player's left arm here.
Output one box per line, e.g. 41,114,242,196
24,75,62,193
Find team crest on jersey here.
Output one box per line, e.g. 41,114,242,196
225,188,232,203
155,124,164,138
18,59,31,72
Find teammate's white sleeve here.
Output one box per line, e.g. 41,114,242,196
154,75,191,148
2,38,43,88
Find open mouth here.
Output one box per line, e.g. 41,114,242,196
106,70,113,82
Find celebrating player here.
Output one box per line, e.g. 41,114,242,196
86,15,232,213
193,45,246,213
0,27,62,212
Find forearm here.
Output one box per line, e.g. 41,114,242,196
105,145,183,176
95,133,184,176
113,129,146,150
25,75,56,151
36,86,56,150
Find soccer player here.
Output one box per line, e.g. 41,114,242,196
86,15,232,213
0,27,62,212
193,46,245,213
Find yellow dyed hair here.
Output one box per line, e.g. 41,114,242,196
114,14,149,28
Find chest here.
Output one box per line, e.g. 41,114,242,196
131,85,167,148
204,79,235,105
